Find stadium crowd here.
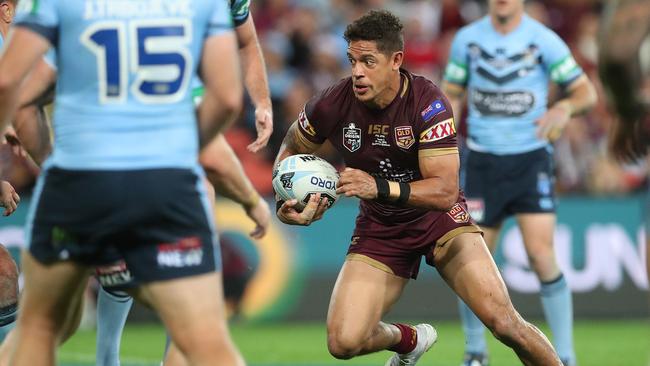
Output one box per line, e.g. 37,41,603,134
1,0,647,197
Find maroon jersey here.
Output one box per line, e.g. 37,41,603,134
297,69,459,231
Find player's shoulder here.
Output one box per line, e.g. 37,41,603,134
522,14,562,42
453,16,490,42
407,70,444,100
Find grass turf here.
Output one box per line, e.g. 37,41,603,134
58,320,649,366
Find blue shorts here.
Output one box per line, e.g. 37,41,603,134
27,166,220,287
463,147,555,227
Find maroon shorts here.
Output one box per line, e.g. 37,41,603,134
347,200,482,279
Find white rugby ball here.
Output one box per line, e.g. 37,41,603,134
272,154,340,211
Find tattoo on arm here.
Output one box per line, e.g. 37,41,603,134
283,121,319,154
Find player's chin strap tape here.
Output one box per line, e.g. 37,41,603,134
397,182,411,205
374,177,390,202
0,303,17,327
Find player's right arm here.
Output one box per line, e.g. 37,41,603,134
273,121,329,226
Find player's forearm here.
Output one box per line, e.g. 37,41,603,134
378,176,458,211
555,75,597,117
13,106,52,166
200,135,259,209
240,33,271,112
18,60,56,108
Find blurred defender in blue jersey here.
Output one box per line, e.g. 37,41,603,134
599,0,650,299
0,1,245,365
442,1,597,365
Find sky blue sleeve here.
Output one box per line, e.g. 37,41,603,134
540,28,583,86
231,0,251,27
207,0,234,37
443,30,469,86
14,0,59,45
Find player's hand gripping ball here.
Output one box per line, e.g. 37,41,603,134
272,154,340,211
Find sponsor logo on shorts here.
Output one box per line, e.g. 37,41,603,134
447,203,470,224
466,198,485,223
419,118,456,143
350,236,360,246
394,126,415,150
298,109,317,136
157,236,204,268
96,261,133,287
343,123,362,152
420,100,446,122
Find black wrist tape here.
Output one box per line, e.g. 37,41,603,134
397,182,410,205
374,177,390,202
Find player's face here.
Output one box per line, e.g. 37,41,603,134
489,0,524,21
347,40,401,106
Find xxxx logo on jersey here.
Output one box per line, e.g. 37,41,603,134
420,118,456,143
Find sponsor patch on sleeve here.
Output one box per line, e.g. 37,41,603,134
420,100,447,122
419,118,456,143
298,109,317,137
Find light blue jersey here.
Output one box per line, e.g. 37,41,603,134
15,0,233,170
444,15,583,155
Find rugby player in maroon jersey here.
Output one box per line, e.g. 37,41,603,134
273,9,562,366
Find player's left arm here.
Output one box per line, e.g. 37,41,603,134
536,29,598,141
536,74,597,141
199,134,270,239
336,151,459,211
0,28,51,134
236,15,273,153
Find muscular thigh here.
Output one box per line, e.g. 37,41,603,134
327,259,408,338
433,232,514,322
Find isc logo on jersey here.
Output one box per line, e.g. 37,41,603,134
419,118,456,143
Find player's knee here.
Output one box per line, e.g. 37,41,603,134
485,311,526,347
326,332,363,360
527,252,558,277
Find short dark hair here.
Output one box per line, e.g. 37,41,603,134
343,9,404,55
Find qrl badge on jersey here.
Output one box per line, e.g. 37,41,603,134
395,126,415,150
447,203,470,224
343,123,361,152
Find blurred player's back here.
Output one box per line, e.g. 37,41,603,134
22,0,231,170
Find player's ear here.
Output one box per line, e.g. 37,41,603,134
391,51,404,71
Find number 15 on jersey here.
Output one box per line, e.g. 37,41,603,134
81,19,193,105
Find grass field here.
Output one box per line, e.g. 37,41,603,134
57,320,650,366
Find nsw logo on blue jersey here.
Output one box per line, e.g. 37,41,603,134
420,100,446,122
